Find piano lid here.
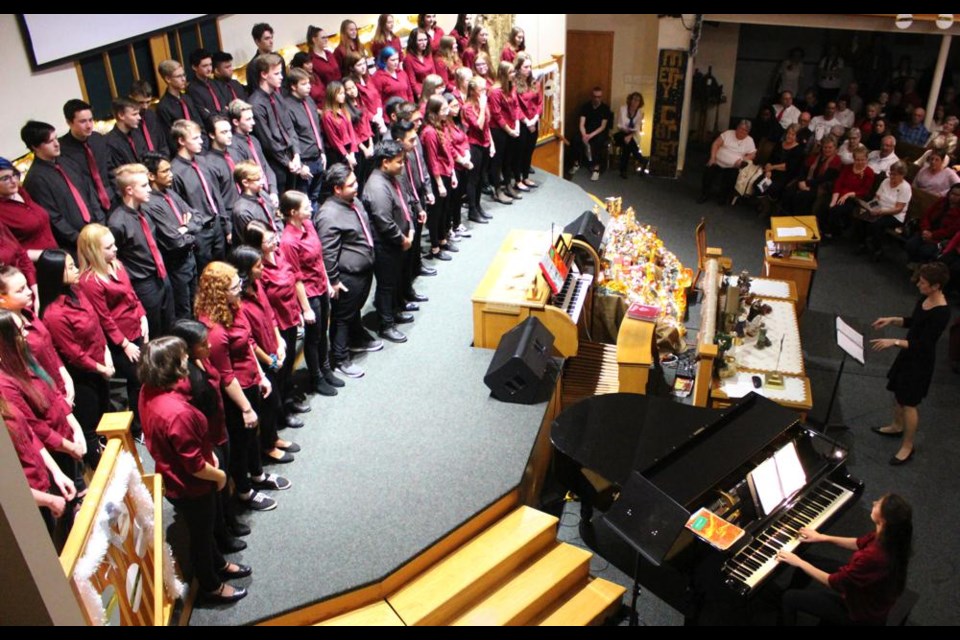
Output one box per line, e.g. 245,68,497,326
551,393,800,505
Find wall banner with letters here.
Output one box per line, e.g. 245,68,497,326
651,49,687,178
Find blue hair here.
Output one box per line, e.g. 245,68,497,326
377,46,397,71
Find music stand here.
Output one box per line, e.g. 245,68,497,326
602,471,689,626
809,315,865,436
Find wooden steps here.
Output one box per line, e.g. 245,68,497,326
531,578,627,626
316,601,404,627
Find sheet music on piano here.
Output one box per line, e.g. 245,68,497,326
748,441,807,516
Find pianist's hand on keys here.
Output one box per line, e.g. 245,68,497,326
776,527,823,566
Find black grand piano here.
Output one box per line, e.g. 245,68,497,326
551,392,863,624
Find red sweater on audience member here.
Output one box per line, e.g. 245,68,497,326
260,253,301,331
21,310,67,397
0,387,50,492
833,165,876,198
78,267,145,347
203,311,260,390
920,197,960,241
321,111,358,158
0,223,36,285
0,189,58,252
42,291,108,374
281,222,329,298
139,379,216,500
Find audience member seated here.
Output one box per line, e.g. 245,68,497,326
835,96,856,130
837,127,863,165
615,92,647,178
898,107,930,147
779,134,841,217
796,111,814,152
845,82,864,117
752,103,783,144
698,119,757,205
773,47,805,98
826,146,874,237
809,100,843,143
917,116,958,165
855,161,912,260
913,149,960,197
773,90,801,128
858,102,880,139
868,134,899,175
800,88,822,118
905,183,960,264
756,123,805,214
574,86,613,182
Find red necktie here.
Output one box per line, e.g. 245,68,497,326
776,107,785,122
257,196,277,232
205,81,222,112
414,148,426,183
351,203,373,247
222,150,240,194
303,100,324,152
226,82,239,101
53,163,91,223
404,162,421,205
392,180,412,224
162,192,185,225
125,132,139,158
245,136,265,173
268,94,289,144
138,212,167,279
191,161,218,214
140,122,155,152
83,142,111,210
179,96,191,120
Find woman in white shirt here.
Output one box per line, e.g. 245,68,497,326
837,128,863,165
614,92,647,178
857,161,912,259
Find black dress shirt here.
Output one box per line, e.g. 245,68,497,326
283,94,325,161
58,131,116,204
362,169,410,248
107,203,164,281
170,155,223,230
22,157,105,247
315,196,375,282
141,188,201,259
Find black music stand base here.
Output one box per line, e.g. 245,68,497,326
807,353,851,436
629,551,642,626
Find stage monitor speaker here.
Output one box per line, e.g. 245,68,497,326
563,211,606,255
484,317,556,404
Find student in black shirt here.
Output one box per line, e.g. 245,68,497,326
157,60,202,155
228,99,279,198
187,48,226,122
108,163,175,337
248,54,302,193
574,87,613,181
231,161,278,246
141,152,200,320
212,51,248,103
129,80,167,157
106,98,147,174
59,99,115,209
245,23,286,93
169,120,226,274
20,120,105,250
283,68,326,208
205,115,244,215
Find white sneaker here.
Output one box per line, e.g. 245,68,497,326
570,163,580,175
456,224,472,238
590,170,600,182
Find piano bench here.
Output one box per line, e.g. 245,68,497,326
886,588,918,626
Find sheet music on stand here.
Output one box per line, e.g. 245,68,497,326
836,316,865,365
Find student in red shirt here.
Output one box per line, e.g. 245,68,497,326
345,52,387,140
374,47,415,107
501,26,526,64
344,77,376,190
76,223,147,437
0,157,58,256
137,336,248,604
418,14,446,52
371,14,403,66
462,25,491,72
322,81,359,171
434,37,462,93
778,493,913,626
405,28,437,101
334,20,365,75
307,25,341,100
35,250,113,467
444,92,475,238
462,76,495,223
421,96,457,259
514,53,543,189
450,15,476,63
489,62,523,203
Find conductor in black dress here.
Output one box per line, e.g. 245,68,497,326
870,262,951,465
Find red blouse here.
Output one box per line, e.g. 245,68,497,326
446,122,471,162
197,358,226,448
0,190,58,252
0,379,50,492
373,69,414,105
404,54,437,98
241,282,280,355
355,76,383,121
203,311,260,390
260,252,302,331
920,200,960,242
489,87,521,131
21,310,67,397
500,45,518,64
462,102,492,147
427,27,445,52
281,221,329,298
78,266,145,346
0,369,73,451
371,38,403,65
433,55,459,92
450,29,470,62
322,110,358,157
351,103,374,143
421,124,454,178
139,379,216,500
42,290,109,374
517,83,543,121
0,222,36,285
311,50,342,97
833,166,876,199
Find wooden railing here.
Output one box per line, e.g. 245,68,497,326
534,54,564,146
59,412,182,626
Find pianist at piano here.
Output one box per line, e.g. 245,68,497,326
777,493,913,626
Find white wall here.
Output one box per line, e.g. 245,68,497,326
0,14,83,157
693,22,740,130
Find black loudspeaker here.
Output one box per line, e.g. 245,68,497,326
563,211,606,254
484,317,557,404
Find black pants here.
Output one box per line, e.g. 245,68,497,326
223,385,263,495
304,294,331,385
856,215,901,250
169,489,224,594
826,200,860,235
194,225,226,278
781,555,871,626
490,128,510,188
65,366,109,469
780,181,818,215
615,131,645,173
428,176,453,248
904,235,941,263
109,338,143,435
212,441,234,545
330,270,372,366
296,157,325,211
581,135,606,171
505,131,524,184
520,123,539,180
407,206,425,285
701,164,739,202
450,168,466,231
467,145,491,216
374,244,405,327
132,275,175,339
260,367,282,452
277,325,298,408
165,251,197,320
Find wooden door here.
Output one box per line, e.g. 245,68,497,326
564,31,614,167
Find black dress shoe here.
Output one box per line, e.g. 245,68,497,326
218,537,247,554
871,426,903,438
394,311,415,324
322,367,345,387
379,326,408,343
429,250,452,261
277,441,301,453
293,391,307,403
406,292,429,302
283,415,305,429
312,379,338,396
229,521,251,537
468,214,489,224
203,585,247,604
285,401,311,414
404,302,420,312
219,563,253,579
263,450,294,464
889,449,915,466
419,265,438,276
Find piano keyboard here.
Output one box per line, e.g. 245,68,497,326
554,273,593,325
722,480,855,593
